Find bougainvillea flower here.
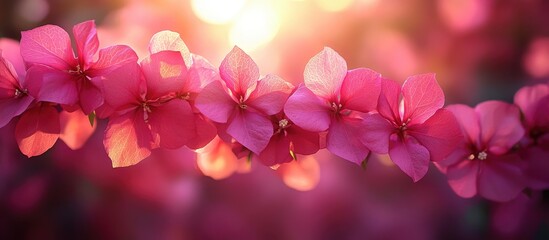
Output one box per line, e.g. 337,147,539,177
14,103,60,157
277,155,320,191
361,75,462,182
437,101,526,201
257,113,320,166
20,20,137,114
196,136,251,180
195,46,293,154
284,47,381,164
102,48,202,167
0,52,34,128
514,83,549,189
59,109,97,150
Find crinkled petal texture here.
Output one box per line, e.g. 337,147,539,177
227,110,273,154
185,54,220,93
327,118,371,165
148,30,192,67
20,24,76,70
389,134,431,182
514,84,549,128
247,74,293,115
476,101,525,155
148,100,195,149
15,105,60,157
88,45,139,77
284,85,331,132
0,57,33,127
0,39,26,77
25,65,78,105
59,109,96,150
104,110,153,168
72,20,98,67
219,46,259,98
402,73,444,125
304,47,347,98
141,51,187,99
195,80,235,123
340,68,381,112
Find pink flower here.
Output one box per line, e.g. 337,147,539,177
20,20,137,114
195,46,293,154
361,75,462,182
438,101,526,201
284,47,381,164
0,41,34,128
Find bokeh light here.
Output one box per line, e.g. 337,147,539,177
191,0,246,24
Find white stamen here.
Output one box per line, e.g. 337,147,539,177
279,119,289,128
478,151,487,160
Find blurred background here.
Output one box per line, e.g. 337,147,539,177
1,0,549,239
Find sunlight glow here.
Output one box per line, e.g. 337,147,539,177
316,0,354,12
191,0,247,24
229,2,280,51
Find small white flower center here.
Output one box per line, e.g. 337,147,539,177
478,151,488,160
279,119,289,128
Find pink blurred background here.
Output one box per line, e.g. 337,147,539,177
1,0,548,239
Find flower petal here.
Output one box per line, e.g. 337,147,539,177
522,147,549,190
186,114,217,149
148,100,195,149
327,118,371,165
15,105,60,157
446,104,480,145
100,62,143,110
284,85,331,132
340,68,381,112
195,81,236,123
513,84,549,127
0,96,33,128
0,39,26,78
219,46,259,98
104,110,153,167
446,160,479,198
287,125,320,155
185,54,220,93
59,109,96,150
72,20,99,67
141,51,187,99
361,113,393,154
196,136,239,180
148,30,192,67
476,101,524,154
304,47,347,98
79,78,104,115
20,24,76,70
25,65,78,105
258,134,292,166
227,110,273,154
410,109,463,161
87,45,139,77
247,74,293,115
402,73,444,125
278,155,320,191
479,154,526,202
377,78,401,122
389,135,431,182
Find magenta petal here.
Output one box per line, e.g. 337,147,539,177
104,110,153,167
446,104,480,144
26,65,78,105
227,110,273,154
327,119,371,165
79,78,104,115
219,46,259,98
148,30,192,67
20,24,76,70
72,20,98,67
247,74,293,115
304,47,347,98
478,154,526,202
0,96,33,128
287,125,320,155
389,135,431,182
284,85,331,132
361,113,393,154
402,73,444,125
100,62,143,110
0,56,22,98
185,55,220,93
340,68,381,112
410,109,463,162
88,45,139,77
514,84,549,127
0,39,26,78
446,160,479,198
15,105,60,157
148,100,194,149
141,51,187,99
186,114,217,149
258,135,292,166
475,101,525,155
377,78,402,122
195,81,236,123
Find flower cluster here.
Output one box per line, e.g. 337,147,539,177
1,20,548,202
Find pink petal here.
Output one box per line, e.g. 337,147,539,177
59,109,96,150
141,51,187,99
287,125,320,155
0,58,33,127
303,47,347,98
219,46,259,98
185,54,220,93
360,113,393,154
186,114,217,149
226,110,273,154
388,134,431,182
195,81,236,123
402,73,444,125
0,39,25,78
148,100,195,149
513,84,549,127
377,78,402,122
340,68,381,112
72,20,98,67
446,104,480,145
15,105,60,157
475,101,525,155
0,57,21,98
196,136,239,180
410,109,463,162
0,96,33,128
258,134,292,166
20,24,76,70
148,30,192,67
479,154,526,202
284,85,331,132
104,110,153,167
247,74,293,115
446,160,479,198
523,147,549,190
100,62,143,110
79,78,103,115
87,45,139,77
326,118,371,165
277,155,320,191
25,65,78,105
